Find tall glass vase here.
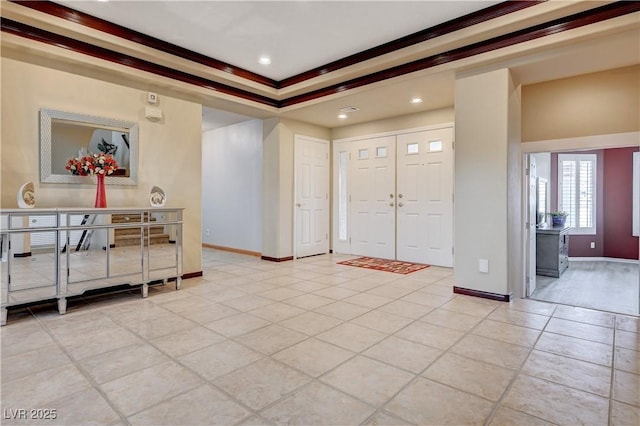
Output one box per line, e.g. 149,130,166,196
95,173,107,208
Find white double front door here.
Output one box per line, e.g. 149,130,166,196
347,127,454,267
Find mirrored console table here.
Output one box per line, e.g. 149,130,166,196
1,207,183,325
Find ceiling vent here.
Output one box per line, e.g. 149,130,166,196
339,106,360,113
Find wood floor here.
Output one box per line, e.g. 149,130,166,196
532,260,640,315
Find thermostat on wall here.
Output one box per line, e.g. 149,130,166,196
145,106,162,120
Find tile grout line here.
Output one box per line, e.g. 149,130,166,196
6,250,634,425
198,250,638,422
56,293,264,423
141,272,412,423
24,306,133,426
608,316,618,426
183,258,458,423
204,253,514,423
482,303,559,426
354,301,504,425
101,301,277,423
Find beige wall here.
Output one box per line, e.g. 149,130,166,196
507,72,523,299
455,69,517,296
261,117,284,258
261,117,330,258
1,57,203,274
331,107,454,140
522,65,640,142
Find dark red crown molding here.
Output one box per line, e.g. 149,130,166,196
280,1,640,107
0,18,279,108
2,1,638,109
279,1,544,88
10,0,278,88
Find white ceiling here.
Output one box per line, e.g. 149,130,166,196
40,1,639,130
56,0,502,130
55,0,499,80
202,107,253,132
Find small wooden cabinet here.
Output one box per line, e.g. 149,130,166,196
536,226,570,278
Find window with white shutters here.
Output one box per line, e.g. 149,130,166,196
558,154,597,235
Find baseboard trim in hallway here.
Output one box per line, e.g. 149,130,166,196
203,243,260,257
261,255,294,262
453,286,511,302
182,271,203,279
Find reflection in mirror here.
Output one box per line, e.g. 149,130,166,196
149,222,178,281
40,109,138,185
8,232,57,304
67,228,108,284
110,245,144,279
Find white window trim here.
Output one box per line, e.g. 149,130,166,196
337,150,349,242
558,153,597,235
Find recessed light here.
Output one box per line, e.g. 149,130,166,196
338,113,348,119
410,97,423,104
258,56,271,65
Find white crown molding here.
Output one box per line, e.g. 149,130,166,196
521,131,640,153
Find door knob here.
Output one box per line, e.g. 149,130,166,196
296,203,302,207
389,202,394,207
398,202,404,207
398,194,403,199
390,194,394,198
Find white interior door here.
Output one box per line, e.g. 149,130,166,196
295,136,329,258
396,128,454,266
349,136,396,259
526,155,538,296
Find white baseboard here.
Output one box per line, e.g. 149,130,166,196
569,257,639,264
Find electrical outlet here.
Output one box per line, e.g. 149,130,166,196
590,242,595,249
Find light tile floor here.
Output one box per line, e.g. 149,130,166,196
1,248,639,425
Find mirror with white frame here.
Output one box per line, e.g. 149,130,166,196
40,108,139,185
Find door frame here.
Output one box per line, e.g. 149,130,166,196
332,122,455,258
293,134,330,259
522,153,537,297
518,131,640,299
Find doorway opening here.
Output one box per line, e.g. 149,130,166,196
523,145,639,315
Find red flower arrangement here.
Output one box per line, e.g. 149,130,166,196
65,153,119,176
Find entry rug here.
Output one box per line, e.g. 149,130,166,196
337,257,430,275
